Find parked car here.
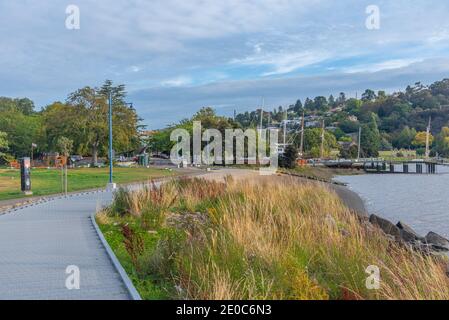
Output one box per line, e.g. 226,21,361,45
70,155,84,162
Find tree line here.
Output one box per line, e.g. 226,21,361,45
0,80,141,165
234,78,449,158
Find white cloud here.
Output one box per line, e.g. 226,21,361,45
231,50,332,76
343,58,425,74
128,66,141,73
161,76,192,87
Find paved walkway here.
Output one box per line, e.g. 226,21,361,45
0,190,130,300
0,169,260,300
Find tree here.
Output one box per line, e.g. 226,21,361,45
412,131,434,148
65,80,141,165
362,89,377,102
328,94,335,107
56,136,73,157
360,113,381,157
393,126,416,149
314,96,329,112
42,102,81,153
340,144,358,159
337,92,346,105
293,99,303,114
0,107,43,157
377,91,387,100
435,127,449,157
15,98,35,115
0,131,9,162
303,128,338,158
147,129,173,155
304,98,314,110
346,98,362,115
279,145,298,169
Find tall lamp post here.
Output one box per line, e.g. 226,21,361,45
107,91,116,190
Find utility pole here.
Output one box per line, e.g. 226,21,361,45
320,119,325,159
259,98,264,138
425,117,432,159
357,126,362,161
283,121,287,146
283,111,288,146
299,111,305,157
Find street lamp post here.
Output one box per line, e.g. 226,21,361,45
107,91,116,190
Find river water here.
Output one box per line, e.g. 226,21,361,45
336,166,449,239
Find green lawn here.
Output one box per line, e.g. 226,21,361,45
0,167,177,201
379,149,417,161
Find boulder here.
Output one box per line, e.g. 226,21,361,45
410,240,433,255
424,232,449,252
369,214,401,239
396,221,423,243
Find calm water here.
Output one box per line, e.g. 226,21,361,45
336,166,449,239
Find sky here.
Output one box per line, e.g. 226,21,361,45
1,0,449,129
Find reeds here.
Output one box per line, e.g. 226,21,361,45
102,176,449,300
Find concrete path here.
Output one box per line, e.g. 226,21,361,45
1,168,360,300
0,190,130,300
0,168,257,300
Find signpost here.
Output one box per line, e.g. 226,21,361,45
20,157,33,196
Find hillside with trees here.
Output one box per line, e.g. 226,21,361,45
234,78,449,158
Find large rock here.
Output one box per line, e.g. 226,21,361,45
396,221,423,243
369,214,401,239
424,232,449,252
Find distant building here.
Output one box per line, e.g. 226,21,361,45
305,121,321,128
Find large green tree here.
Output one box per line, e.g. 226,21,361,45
65,81,141,165
392,126,417,149
302,128,338,158
360,113,381,157
435,127,449,157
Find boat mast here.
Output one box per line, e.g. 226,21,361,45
283,111,287,146
299,111,305,157
320,119,325,159
357,126,362,161
425,117,431,159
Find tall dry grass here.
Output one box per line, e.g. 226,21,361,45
105,176,449,300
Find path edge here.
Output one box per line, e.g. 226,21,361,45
90,211,142,301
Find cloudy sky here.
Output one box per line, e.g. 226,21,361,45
1,0,449,128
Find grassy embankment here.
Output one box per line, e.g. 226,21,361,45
280,166,362,183
0,167,177,201
97,176,449,300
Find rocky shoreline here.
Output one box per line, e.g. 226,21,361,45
368,214,449,256
281,171,449,259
